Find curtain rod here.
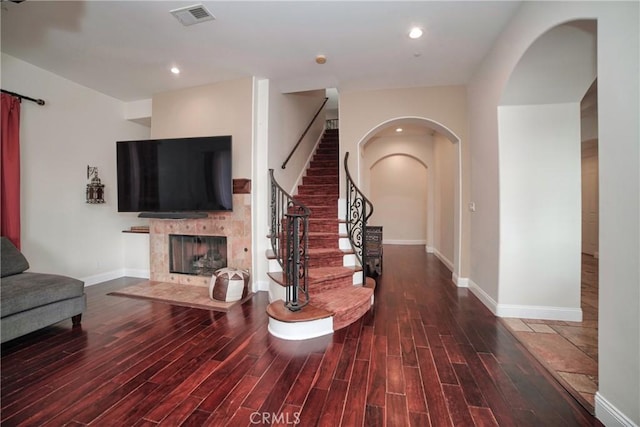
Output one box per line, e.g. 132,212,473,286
1,89,45,106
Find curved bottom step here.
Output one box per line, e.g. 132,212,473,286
267,300,334,340
266,285,374,340
313,286,374,330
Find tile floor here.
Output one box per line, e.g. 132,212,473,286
501,254,599,413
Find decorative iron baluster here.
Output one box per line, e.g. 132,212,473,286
344,152,374,283
269,169,310,311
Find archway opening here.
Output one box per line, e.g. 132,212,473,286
498,19,598,411
355,117,463,282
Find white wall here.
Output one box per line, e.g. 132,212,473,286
467,2,639,424
497,103,582,318
1,53,150,282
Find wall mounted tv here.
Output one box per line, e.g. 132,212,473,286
117,136,232,215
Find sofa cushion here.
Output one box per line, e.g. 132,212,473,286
1,272,84,318
1,237,29,278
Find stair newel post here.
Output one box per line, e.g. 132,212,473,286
284,209,310,312
269,169,311,312
285,210,298,310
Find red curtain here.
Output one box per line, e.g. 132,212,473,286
1,93,21,249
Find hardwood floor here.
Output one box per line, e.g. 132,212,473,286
502,254,599,412
1,245,601,426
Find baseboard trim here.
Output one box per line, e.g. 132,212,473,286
255,279,270,293
468,279,498,315
383,239,427,245
82,270,126,286
595,392,638,427
452,273,469,288
82,269,151,286
123,269,150,279
433,249,454,271
496,304,582,321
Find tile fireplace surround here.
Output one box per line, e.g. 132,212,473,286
149,191,251,287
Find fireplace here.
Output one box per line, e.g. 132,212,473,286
169,234,227,276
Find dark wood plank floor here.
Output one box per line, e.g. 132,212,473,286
1,245,601,426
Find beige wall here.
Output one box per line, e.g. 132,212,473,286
340,85,469,278
467,2,639,423
149,77,255,286
151,77,253,179
267,89,326,193
433,133,456,266
369,154,428,243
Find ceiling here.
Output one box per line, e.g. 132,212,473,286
1,1,521,102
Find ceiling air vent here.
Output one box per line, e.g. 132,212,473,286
170,4,215,26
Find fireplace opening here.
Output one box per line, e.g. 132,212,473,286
169,234,227,276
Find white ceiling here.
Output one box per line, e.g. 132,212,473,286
1,1,521,102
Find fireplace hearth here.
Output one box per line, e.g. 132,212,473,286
169,234,227,276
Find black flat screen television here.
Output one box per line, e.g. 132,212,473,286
117,136,232,213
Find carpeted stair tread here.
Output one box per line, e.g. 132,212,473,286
312,286,374,330
268,126,375,333
267,300,332,323
268,266,358,288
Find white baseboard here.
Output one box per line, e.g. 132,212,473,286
496,304,582,322
433,248,454,271
254,279,270,293
426,246,435,253
468,279,498,315
82,270,125,287
595,392,638,427
383,239,427,245
452,273,469,288
82,269,150,286
124,269,150,279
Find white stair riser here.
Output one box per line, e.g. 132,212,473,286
268,279,286,303
268,317,334,340
353,272,363,286
268,259,282,272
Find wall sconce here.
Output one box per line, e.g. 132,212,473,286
86,165,105,204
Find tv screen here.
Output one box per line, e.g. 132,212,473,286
117,136,232,213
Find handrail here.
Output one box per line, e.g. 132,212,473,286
281,97,329,170
344,152,374,284
269,169,310,311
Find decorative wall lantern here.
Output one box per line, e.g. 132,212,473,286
86,165,105,204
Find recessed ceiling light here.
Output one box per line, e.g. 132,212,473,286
396,128,403,133
409,27,423,39
170,67,180,75
315,55,327,65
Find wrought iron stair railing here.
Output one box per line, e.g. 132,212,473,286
269,169,310,312
344,152,374,284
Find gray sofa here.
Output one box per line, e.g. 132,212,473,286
1,237,86,343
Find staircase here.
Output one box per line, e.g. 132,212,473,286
267,128,375,340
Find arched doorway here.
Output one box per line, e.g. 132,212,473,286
354,117,464,284
497,19,599,410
